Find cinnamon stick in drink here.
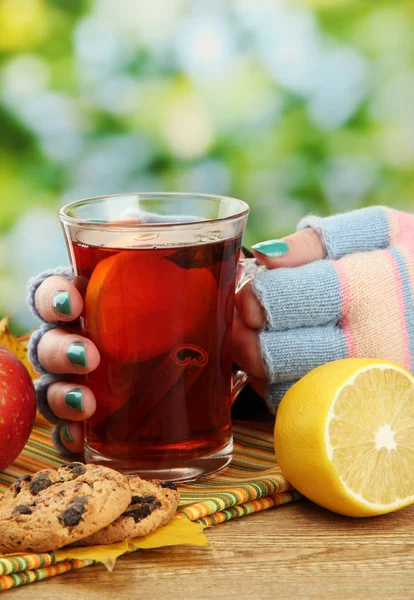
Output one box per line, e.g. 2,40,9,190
104,345,208,442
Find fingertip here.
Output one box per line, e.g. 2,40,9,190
37,329,100,375
232,312,267,380
35,276,84,323
66,287,84,320
253,228,326,269
47,382,96,421
235,281,266,329
59,422,85,454
65,340,101,374
79,342,101,373
251,239,290,271
252,239,289,258
252,249,286,269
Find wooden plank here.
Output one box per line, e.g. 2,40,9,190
10,500,414,599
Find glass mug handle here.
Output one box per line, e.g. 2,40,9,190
230,256,260,405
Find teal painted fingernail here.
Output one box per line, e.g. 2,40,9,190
52,291,71,316
61,425,73,443
67,343,87,368
65,388,84,411
251,239,289,257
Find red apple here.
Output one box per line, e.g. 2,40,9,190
0,345,36,472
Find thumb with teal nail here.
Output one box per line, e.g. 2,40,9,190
251,227,326,269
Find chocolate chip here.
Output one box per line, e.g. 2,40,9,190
15,474,32,484
122,501,161,523
30,474,53,495
13,475,32,494
160,481,177,491
68,463,86,477
62,504,86,527
61,462,87,477
130,495,156,505
12,505,33,515
71,496,89,504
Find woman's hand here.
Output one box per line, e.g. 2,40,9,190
235,206,414,413
31,275,100,453
233,227,326,396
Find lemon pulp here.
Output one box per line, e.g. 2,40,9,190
327,366,414,509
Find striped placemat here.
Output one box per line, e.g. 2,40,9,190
0,415,300,591
179,422,299,525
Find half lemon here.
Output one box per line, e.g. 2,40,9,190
274,358,414,517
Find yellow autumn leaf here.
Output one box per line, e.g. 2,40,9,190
54,517,209,572
0,317,38,381
55,540,130,573
131,516,210,550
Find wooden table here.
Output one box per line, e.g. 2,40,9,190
10,499,414,599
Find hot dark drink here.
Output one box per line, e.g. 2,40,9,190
72,235,242,476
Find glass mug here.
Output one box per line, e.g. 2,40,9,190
59,193,250,481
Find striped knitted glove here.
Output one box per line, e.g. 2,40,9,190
255,206,414,414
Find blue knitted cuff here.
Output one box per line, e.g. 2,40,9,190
35,375,65,425
28,323,59,375
253,260,341,331
260,324,348,384
298,206,390,260
27,266,73,323
265,381,296,415
51,425,80,458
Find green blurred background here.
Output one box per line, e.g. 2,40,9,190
0,0,413,332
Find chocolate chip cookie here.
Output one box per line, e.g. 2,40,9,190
75,477,180,546
0,463,131,553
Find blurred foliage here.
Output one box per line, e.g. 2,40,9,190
0,0,413,331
